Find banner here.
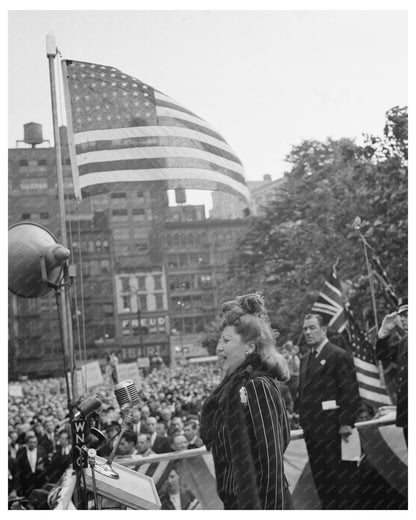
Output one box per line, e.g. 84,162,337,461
116,362,141,389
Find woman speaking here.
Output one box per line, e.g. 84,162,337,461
201,293,293,510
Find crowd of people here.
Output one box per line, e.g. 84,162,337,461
8,296,406,510
8,364,222,507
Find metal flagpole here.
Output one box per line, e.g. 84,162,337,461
352,216,379,331
46,32,78,402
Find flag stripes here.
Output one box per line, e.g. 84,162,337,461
62,59,248,201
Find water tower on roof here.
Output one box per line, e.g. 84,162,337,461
16,122,50,148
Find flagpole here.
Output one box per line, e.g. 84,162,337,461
352,217,379,332
46,32,78,402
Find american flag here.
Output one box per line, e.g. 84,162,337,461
345,303,392,408
312,270,392,409
311,269,348,333
61,59,249,202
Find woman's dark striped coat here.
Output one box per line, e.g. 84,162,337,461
201,355,293,510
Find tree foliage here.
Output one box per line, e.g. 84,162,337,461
221,106,408,344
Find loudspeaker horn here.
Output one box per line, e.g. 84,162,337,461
8,222,70,298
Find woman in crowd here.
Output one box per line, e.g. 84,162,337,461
200,293,293,510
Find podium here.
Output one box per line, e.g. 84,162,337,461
84,456,161,509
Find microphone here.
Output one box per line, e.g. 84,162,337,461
73,393,104,420
94,380,140,480
114,380,140,411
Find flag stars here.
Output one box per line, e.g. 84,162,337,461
142,85,148,89
133,91,138,96
122,82,127,87
143,92,149,97
144,101,150,106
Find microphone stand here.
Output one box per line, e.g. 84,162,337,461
87,449,99,510
94,407,134,479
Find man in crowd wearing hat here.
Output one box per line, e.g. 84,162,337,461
376,297,408,445
298,313,361,509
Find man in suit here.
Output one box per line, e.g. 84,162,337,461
46,431,72,484
42,420,57,457
376,297,408,445
183,420,204,449
14,434,48,498
146,416,171,453
298,313,360,509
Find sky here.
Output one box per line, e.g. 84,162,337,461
7,8,408,209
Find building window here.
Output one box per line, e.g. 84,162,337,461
155,294,164,310
121,278,130,292
122,319,131,335
111,192,127,199
154,275,162,290
95,239,102,251
135,242,148,251
88,240,95,253
100,260,110,273
122,295,130,311
184,317,193,333
40,212,49,219
20,178,48,190
19,159,28,167
138,295,147,311
137,276,146,291
132,208,145,221
102,239,109,251
195,316,204,332
21,213,31,220
111,209,128,221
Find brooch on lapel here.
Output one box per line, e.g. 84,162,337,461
320,359,326,366
239,386,248,406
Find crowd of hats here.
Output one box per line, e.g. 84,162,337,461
8,363,222,440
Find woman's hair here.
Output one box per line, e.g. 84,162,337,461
220,293,289,381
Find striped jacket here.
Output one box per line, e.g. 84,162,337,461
201,355,292,509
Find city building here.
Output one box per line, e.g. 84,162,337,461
210,174,285,219
8,122,251,378
164,206,248,363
